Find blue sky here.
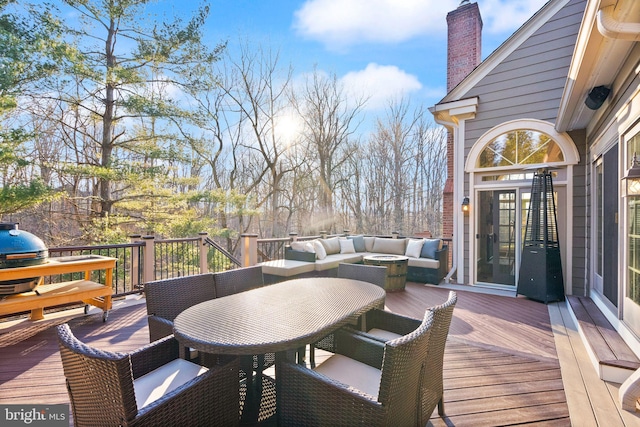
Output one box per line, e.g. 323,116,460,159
187,0,550,112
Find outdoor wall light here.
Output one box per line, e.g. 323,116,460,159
585,85,610,110
461,196,470,213
623,153,640,196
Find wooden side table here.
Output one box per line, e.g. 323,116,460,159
363,255,409,292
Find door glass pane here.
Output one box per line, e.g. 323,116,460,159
476,190,516,286
597,162,603,275
629,198,640,304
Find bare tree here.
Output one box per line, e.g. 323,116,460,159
291,68,366,233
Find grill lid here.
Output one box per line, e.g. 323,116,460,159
0,223,48,269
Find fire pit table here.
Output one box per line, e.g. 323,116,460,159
363,254,409,292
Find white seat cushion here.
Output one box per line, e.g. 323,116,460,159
314,354,381,399
134,358,208,409
366,328,402,341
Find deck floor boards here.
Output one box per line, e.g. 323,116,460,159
0,281,622,426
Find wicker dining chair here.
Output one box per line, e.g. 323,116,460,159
213,266,275,377
56,323,240,427
277,310,435,426
337,262,388,288
309,262,388,367
144,273,217,343
213,265,265,297
349,291,457,421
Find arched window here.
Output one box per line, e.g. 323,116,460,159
466,119,579,173
478,129,564,168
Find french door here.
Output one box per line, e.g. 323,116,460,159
475,186,566,288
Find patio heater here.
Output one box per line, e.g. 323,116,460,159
517,168,564,303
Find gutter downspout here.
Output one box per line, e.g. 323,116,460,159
439,118,458,284
597,5,640,41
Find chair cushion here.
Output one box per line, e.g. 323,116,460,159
314,354,381,399
366,328,403,341
134,358,208,409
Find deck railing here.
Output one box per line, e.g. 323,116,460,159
42,231,451,298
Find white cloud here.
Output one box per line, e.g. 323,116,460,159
293,0,550,49
479,0,549,34
293,0,457,49
340,63,422,110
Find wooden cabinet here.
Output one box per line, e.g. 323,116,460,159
0,255,116,321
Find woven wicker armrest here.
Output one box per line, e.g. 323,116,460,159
129,334,180,379
147,316,175,343
134,356,240,427
360,309,422,338
331,328,385,369
277,358,385,426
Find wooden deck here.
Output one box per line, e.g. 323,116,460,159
0,281,638,426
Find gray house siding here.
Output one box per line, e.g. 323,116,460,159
569,129,588,296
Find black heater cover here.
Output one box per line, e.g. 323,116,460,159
517,170,564,303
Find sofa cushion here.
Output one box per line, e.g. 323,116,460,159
407,257,439,270
312,240,327,260
371,238,406,255
405,239,424,258
420,239,443,259
347,235,366,252
339,239,356,254
364,237,376,252
321,237,341,255
314,253,363,271
261,259,316,277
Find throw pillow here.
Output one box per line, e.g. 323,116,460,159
347,235,366,252
320,237,341,255
312,240,327,260
371,238,406,255
405,239,424,258
420,239,442,259
339,238,356,254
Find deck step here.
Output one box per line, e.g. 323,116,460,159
567,295,640,383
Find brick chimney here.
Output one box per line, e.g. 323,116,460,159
447,1,482,91
442,1,482,242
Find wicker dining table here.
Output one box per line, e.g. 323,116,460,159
172,277,386,424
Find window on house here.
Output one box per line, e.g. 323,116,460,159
478,130,565,168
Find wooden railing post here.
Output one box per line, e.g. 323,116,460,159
129,234,141,289
241,234,258,267
142,235,155,284
198,232,209,273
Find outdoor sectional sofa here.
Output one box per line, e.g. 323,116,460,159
260,235,448,285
